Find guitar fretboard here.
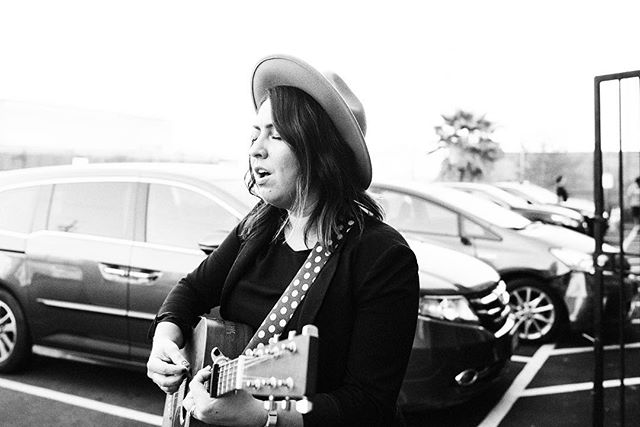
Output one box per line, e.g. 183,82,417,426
214,352,292,396
214,356,243,396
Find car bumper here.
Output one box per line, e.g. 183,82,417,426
399,315,517,410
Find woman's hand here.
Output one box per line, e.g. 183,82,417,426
146,337,190,394
183,367,266,426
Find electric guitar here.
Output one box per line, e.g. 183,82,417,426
162,317,318,427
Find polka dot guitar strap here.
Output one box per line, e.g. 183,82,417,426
243,219,355,352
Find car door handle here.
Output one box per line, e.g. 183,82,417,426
128,269,162,285
98,263,130,283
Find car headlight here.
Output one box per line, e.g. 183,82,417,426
549,214,580,229
418,295,479,323
549,247,594,274
494,280,510,305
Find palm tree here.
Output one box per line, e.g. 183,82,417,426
434,109,503,181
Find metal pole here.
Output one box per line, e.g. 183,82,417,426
617,80,626,427
593,76,605,427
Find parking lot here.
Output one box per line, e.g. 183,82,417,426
0,174,638,426
0,325,636,426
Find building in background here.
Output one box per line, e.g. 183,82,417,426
0,100,241,171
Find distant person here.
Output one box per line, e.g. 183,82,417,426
555,175,569,202
625,176,640,225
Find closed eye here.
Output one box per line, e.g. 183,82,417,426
250,128,260,143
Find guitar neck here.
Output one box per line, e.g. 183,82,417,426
210,332,316,399
212,356,244,397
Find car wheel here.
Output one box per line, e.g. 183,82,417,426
0,289,32,372
507,278,564,343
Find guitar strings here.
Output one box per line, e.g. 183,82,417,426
215,354,280,395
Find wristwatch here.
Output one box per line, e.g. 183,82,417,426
264,408,277,426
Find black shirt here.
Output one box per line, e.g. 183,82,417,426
225,235,310,329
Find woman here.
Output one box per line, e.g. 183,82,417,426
147,54,419,426
555,175,569,202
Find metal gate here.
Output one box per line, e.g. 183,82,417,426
593,70,640,427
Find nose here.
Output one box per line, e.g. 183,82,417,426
249,134,267,159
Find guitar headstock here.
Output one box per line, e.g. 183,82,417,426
211,325,318,401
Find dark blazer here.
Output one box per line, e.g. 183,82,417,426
153,213,419,426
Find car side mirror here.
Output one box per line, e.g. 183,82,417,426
197,232,227,255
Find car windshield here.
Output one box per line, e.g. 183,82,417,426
450,184,530,208
481,186,532,208
428,187,531,229
507,183,557,204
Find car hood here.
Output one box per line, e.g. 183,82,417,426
524,203,584,220
562,198,595,217
517,223,617,253
406,238,500,295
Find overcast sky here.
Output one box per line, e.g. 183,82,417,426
1,0,639,179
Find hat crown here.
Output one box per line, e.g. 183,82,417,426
322,71,367,136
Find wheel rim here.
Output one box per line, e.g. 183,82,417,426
509,286,556,341
0,300,17,363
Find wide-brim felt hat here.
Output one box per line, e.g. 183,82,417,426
251,54,372,189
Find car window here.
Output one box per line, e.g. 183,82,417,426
146,184,239,250
428,187,531,230
0,186,40,233
48,182,136,239
461,217,495,239
376,190,458,236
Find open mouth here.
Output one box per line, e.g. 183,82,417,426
254,167,271,180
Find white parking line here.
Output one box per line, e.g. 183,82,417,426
0,377,162,425
550,341,640,356
521,377,640,397
477,344,555,427
510,355,532,363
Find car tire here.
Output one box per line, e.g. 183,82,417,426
0,289,32,372
507,278,565,343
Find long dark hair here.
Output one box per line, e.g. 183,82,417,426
242,85,382,246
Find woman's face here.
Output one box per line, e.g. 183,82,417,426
249,99,301,210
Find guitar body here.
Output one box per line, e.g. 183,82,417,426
162,316,254,427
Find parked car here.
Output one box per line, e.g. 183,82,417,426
441,182,588,235
370,182,637,344
495,181,608,237
0,163,514,410
400,239,515,410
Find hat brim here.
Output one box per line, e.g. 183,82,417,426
251,55,372,189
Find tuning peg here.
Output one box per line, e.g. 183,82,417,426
301,325,318,338
282,397,292,411
296,397,313,414
264,395,276,411
268,333,281,345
